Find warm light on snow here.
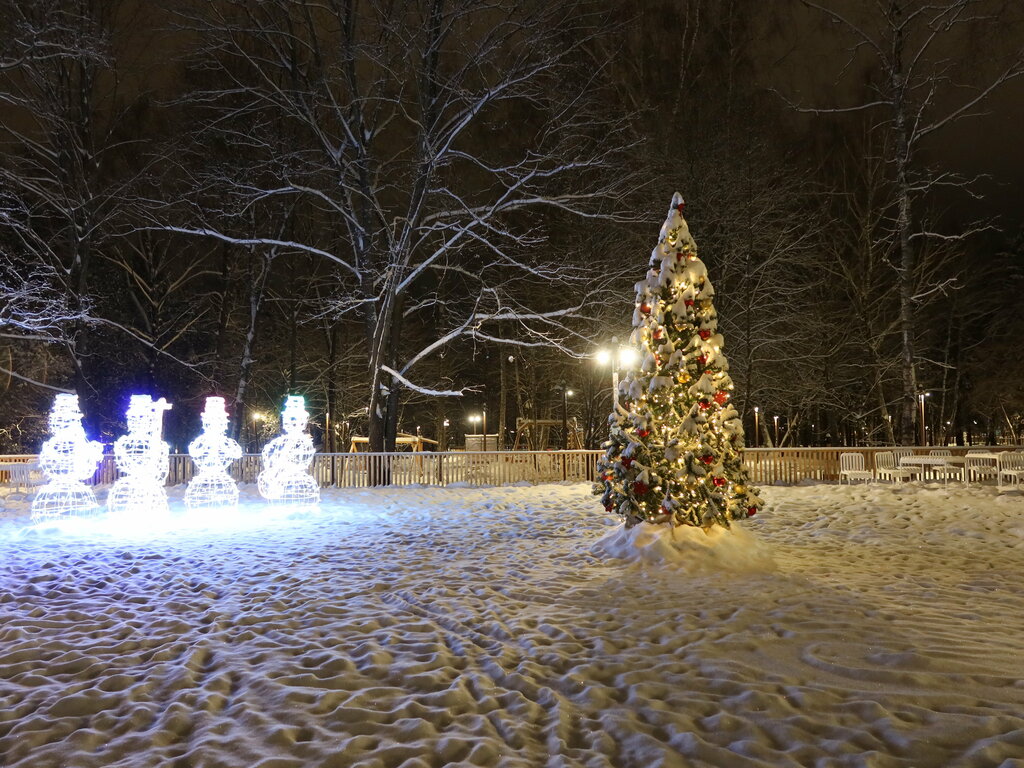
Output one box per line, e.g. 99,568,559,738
30,394,103,520
107,395,172,517
257,396,319,505
185,397,242,510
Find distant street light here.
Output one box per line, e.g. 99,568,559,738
773,414,780,447
468,411,487,451
753,407,760,448
557,385,574,449
918,392,929,446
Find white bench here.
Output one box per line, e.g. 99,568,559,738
0,462,45,491
998,453,1024,492
839,453,873,484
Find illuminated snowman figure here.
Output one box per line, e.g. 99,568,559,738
185,396,242,509
257,395,319,504
31,393,104,520
108,395,173,516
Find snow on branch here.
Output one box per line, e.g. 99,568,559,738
380,366,464,398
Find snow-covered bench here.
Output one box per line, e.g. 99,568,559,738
839,453,873,484
997,452,1024,492
0,461,45,491
874,451,916,483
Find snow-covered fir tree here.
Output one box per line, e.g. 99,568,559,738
597,193,763,529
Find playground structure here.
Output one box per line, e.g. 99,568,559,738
348,432,439,453
512,417,584,450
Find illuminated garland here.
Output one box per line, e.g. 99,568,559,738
596,193,763,529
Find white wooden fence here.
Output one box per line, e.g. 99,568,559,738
1,446,1019,489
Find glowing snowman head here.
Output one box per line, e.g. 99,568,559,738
281,396,309,434
49,393,85,432
201,397,229,434
125,394,171,433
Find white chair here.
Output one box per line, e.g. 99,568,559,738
928,449,952,456
839,453,873,484
965,450,999,484
0,462,45,492
998,452,1024,491
874,451,915,483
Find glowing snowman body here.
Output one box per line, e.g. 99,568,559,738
108,395,172,516
186,397,242,509
257,396,319,504
31,394,104,520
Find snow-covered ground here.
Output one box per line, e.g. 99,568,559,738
2,481,1024,768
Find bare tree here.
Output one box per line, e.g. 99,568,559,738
169,0,635,452
0,0,148,423
790,0,1024,443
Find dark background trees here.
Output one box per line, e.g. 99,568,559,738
2,0,1022,451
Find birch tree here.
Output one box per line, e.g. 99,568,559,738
172,0,634,452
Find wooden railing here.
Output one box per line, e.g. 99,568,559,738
3,446,1019,489
741,445,1020,485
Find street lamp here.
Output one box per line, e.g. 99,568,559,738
773,414,780,447
252,411,265,452
596,338,639,410
753,407,760,448
468,412,487,451
559,386,574,450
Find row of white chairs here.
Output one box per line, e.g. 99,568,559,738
839,449,1024,491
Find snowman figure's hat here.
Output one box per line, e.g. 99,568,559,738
282,395,308,420
127,394,172,418
202,396,229,418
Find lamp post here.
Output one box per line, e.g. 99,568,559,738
482,408,487,452
252,411,264,452
559,386,574,449
753,407,760,448
918,392,929,446
596,338,638,411
468,414,481,450
773,414,780,447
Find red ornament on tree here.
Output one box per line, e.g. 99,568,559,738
633,481,649,495
700,454,714,465
684,299,694,307
747,507,758,517
640,303,651,315
698,329,711,340
713,477,727,488
621,456,634,469
698,400,712,410
675,201,686,214
637,428,650,438
605,503,615,512
713,391,729,405
653,329,664,340
696,354,707,366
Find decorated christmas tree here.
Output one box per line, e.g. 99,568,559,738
596,193,763,529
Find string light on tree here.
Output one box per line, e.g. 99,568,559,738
595,193,763,529
30,394,103,520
